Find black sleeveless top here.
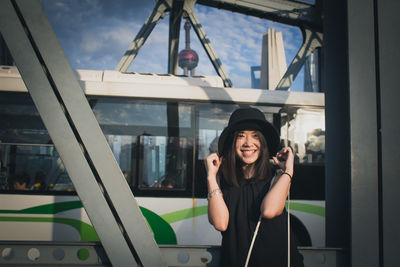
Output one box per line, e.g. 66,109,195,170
219,177,304,267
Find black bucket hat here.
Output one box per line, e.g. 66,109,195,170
218,107,280,157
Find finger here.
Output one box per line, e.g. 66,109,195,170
212,159,219,166
216,156,223,167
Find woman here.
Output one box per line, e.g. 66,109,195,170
205,107,304,267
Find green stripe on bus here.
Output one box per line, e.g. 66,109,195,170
0,201,83,214
139,207,177,245
0,201,324,245
0,202,177,244
161,203,325,223
286,202,325,217
0,217,99,241
161,205,208,224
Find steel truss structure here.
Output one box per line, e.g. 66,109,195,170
116,0,323,89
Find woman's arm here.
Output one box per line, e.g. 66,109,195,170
205,153,229,231
260,147,294,219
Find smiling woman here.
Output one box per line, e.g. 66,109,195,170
205,107,304,267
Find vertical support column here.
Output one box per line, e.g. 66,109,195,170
377,1,400,266
168,0,184,74
323,0,351,265
347,0,380,266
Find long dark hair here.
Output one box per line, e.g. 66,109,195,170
220,130,273,187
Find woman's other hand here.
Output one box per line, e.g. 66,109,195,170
272,147,294,175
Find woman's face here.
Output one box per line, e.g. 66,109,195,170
235,130,261,165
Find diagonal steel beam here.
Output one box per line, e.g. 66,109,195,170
275,27,322,90
116,0,172,72
184,0,233,87
0,1,166,266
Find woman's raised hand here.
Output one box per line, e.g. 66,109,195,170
272,147,294,175
204,153,222,177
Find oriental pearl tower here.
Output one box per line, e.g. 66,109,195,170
178,19,199,76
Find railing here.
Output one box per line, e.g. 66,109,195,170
0,241,343,266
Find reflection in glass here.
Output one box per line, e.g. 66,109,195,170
281,108,325,164
138,136,189,190
196,103,239,160
106,135,137,185
0,144,72,192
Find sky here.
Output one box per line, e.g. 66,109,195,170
41,0,307,91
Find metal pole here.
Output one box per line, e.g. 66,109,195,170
168,0,184,74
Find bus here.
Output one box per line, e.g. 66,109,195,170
0,65,325,249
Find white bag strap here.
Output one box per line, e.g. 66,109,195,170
244,214,262,267
287,190,291,267
244,175,291,267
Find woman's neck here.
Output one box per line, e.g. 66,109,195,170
242,164,255,179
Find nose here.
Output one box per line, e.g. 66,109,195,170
243,135,254,146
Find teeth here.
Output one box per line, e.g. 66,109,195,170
242,150,256,155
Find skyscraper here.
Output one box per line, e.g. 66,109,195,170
260,28,287,90
178,19,199,76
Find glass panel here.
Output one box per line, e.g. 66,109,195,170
281,107,325,200
91,99,192,128
91,98,194,192
1,92,194,194
0,143,72,192
0,93,50,144
105,135,137,186
304,50,320,92
138,136,189,190
281,108,325,164
196,103,239,160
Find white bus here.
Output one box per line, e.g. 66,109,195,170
0,65,325,249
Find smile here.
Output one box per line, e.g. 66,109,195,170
241,150,258,156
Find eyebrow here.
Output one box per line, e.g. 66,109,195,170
237,130,257,134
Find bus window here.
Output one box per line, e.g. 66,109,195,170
0,92,195,196
137,135,189,190
105,134,138,186
0,93,72,193
194,103,238,197
90,97,194,196
281,108,325,164
0,143,72,192
280,107,325,200
0,92,50,144
196,104,239,159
